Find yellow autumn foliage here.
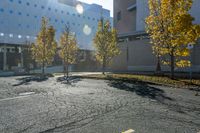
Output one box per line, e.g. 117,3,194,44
146,0,200,78
32,17,57,74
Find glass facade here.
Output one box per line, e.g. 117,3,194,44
0,0,112,50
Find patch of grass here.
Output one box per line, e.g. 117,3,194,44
53,73,64,77
31,73,55,77
80,74,200,88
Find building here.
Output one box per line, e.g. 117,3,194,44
112,0,200,73
0,0,112,71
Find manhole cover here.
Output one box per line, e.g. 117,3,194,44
19,92,35,96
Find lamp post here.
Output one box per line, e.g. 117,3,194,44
187,43,194,81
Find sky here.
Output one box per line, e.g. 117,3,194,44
78,0,113,17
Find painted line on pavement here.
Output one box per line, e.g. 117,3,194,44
0,95,34,102
122,129,135,133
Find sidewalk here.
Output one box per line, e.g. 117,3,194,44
0,71,14,77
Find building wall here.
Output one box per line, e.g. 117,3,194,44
0,0,111,50
112,43,128,71
112,39,200,72
114,0,137,34
190,0,200,24
112,0,200,72
114,0,200,34
136,0,148,31
112,39,158,72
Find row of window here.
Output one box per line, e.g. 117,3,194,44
0,47,16,53
0,8,99,23
6,0,99,21
0,20,96,30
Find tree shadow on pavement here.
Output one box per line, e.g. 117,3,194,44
13,76,48,86
183,81,200,92
56,76,82,86
175,79,200,94
107,79,173,102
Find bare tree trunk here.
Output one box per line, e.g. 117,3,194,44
42,61,45,76
42,39,46,77
102,57,106,75
66,62,69,79
156,56,161,72
170,54,175,79
63,59,66,77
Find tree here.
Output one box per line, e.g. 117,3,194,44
23,41,34,73
32,17,57,76
93,19,120,75
59,26,78,78
145,0,164,73
146,0,200,79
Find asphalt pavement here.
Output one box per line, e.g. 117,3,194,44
0,76,199,133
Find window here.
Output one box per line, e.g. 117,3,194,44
26,25,30,28
9,10,13,14
117,11,121,21
26,13,30,17
26,2,30,6
34,4,37,7
48,7,51,11
9,0,14,2
55,9,58,12
61,10,64,14
18,0,22,4
41,6,45,9
18,12,22,15
0,8,4,12
10,48,15,53
7,48,10,53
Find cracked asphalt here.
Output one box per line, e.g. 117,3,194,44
0,76,199,133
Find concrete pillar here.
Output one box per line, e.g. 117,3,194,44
20,46,24,68
3,44,7,71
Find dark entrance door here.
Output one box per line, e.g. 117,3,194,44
0,53,3,70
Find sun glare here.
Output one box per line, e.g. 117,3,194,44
83,24,92,35
76,4,84,14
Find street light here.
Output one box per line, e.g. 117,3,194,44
187,43,194,81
